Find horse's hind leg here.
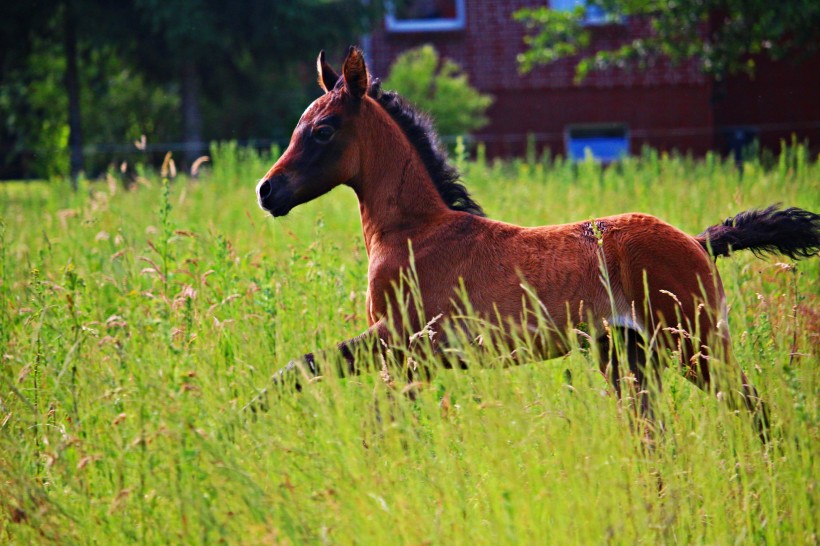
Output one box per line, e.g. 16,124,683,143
598,327,662,435
680,336,771,442
733,369,770,442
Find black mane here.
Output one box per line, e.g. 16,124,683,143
367,80,485,217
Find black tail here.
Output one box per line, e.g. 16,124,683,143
698,205,820,259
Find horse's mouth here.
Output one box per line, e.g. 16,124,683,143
257,176,294,217
260,198,293,217
262,202,292,217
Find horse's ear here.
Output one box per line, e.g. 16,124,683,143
316,50,340,94
342,46,368,99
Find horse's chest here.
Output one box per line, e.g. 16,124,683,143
367,252,403,286
366,252,403,316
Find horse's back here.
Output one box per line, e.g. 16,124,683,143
519,211,723,336
386,210,724,348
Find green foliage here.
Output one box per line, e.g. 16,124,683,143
81,47,180,154
2,43,181,179
121,0,383,153
0,0,382,179
0,37,70,179
0,148,818,543
383,45,493,137
515,0,820,81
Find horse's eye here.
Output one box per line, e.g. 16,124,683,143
313,125,335,143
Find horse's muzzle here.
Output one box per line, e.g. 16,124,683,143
257,174,293,217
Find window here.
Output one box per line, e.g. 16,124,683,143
565,124,629,162
385,0,466,32
551,0,613,25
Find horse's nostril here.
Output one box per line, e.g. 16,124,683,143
258,178,273,201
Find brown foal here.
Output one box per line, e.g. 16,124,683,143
252,47,820,438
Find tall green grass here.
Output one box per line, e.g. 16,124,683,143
0,145,818,544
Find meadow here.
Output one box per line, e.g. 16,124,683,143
0,144,818,544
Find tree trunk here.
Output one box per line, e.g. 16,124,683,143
63,0,83,188
181,62,203,168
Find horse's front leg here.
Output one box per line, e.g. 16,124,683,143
244,320,391,412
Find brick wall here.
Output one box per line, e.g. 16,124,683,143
369,0,707,90
367,0,818,157
479,85,715,156
713,54,820,153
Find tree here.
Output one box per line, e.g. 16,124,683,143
63,0,83,186
1,0,115,185
128,0,381,166
0,0,177,181
383,45,493,138
0,1,68,180
1,0,382,181
514,0,820,81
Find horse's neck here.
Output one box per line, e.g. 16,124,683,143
352,111,450,256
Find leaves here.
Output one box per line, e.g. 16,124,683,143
515,0,820,80
383,45,493,137
0,0,382,179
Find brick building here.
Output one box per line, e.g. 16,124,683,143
366,0,820,158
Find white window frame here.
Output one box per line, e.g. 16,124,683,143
385,0,466,33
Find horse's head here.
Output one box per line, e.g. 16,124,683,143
256,47,370,217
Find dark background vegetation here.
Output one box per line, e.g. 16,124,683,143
0,0,379,181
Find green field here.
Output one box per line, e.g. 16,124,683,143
1,146,818,544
